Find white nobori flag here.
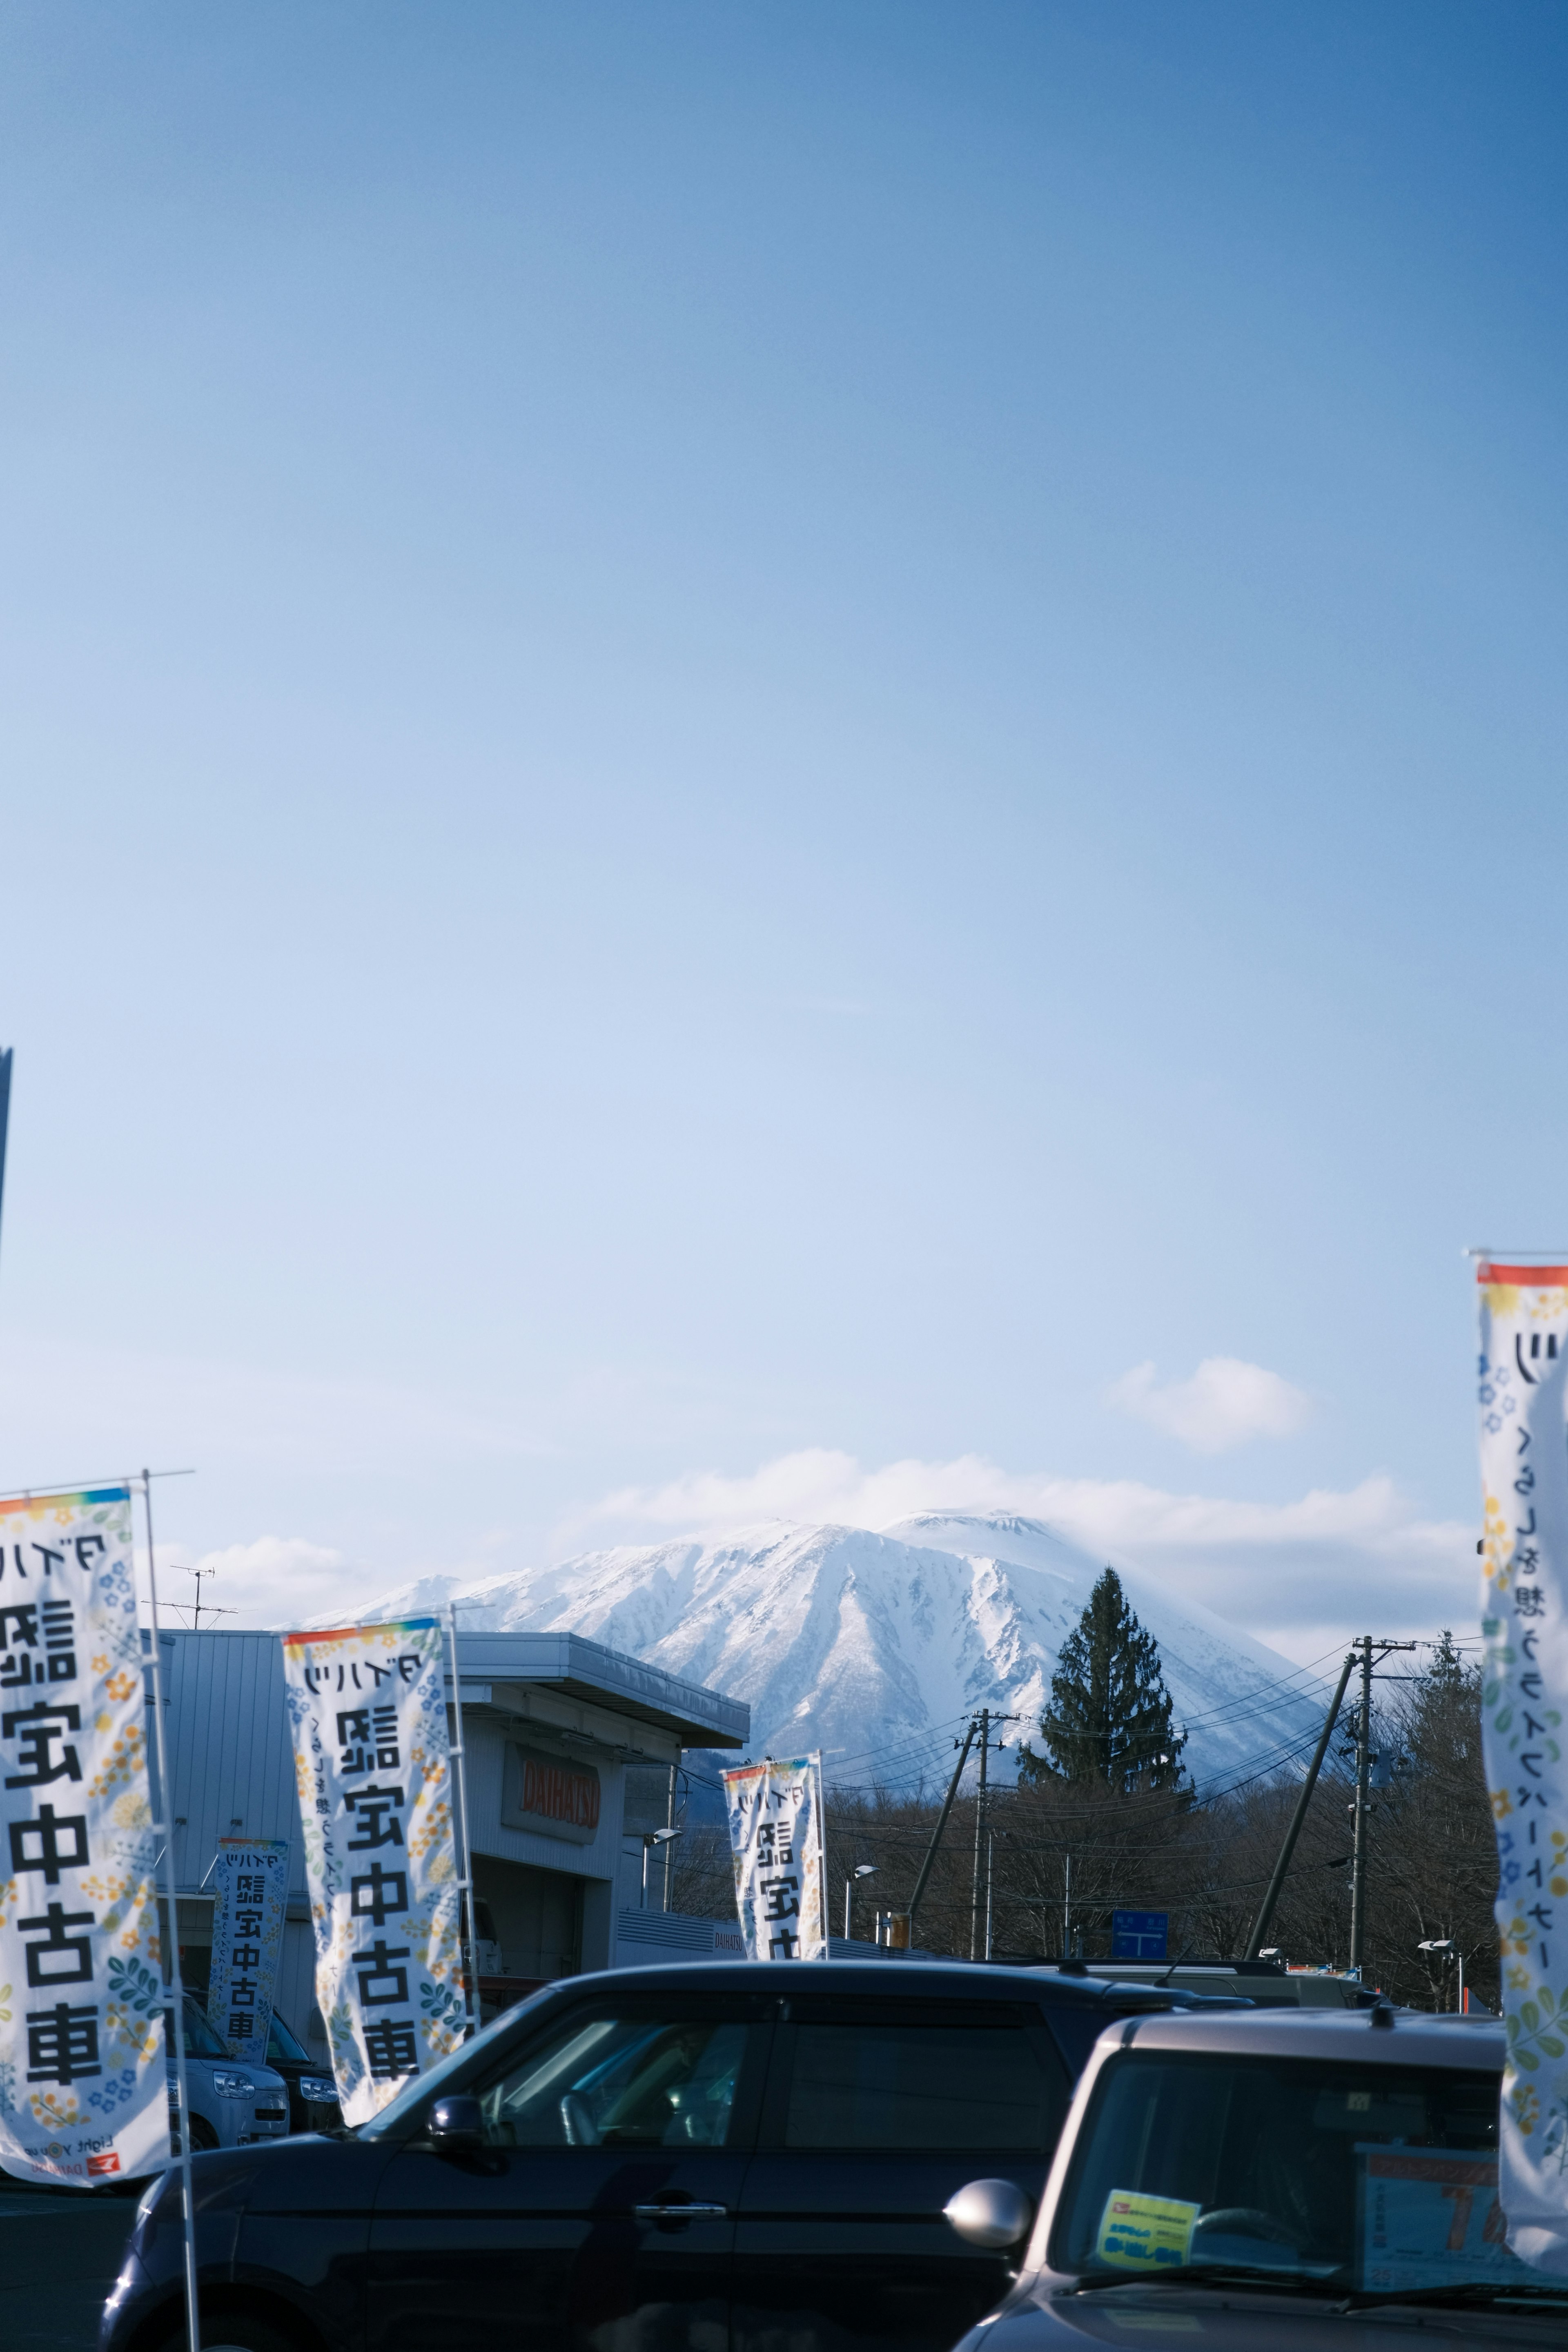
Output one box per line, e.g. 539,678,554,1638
281,1618,466,2127
1478,1261,1568,2272
722,1753,827,1961
0,1484,167,2186
205,1838,290,2061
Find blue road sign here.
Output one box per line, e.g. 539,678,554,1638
1111,1908,1168,1960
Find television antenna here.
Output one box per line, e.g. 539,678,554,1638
179,1564,238,1631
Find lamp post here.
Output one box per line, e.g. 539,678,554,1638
1418,1936,1463,2012
643,1828,682,1908
845,1863,876,1940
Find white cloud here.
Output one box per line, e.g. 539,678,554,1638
127,1451,1477,1664
576,1448,1474,1655
147,1535,363,1630
1107,1356,1313,1452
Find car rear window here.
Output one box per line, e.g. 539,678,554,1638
782,2020,1066,2152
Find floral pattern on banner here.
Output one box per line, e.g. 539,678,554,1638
280,1618,463,2127
1478,1267,1568,2271
0,1485,167,2186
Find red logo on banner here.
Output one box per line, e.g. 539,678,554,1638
87,2152,121,2177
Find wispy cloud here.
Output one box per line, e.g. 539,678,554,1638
575,1447,1474,1655
129,1449,1476,1668
146,1535,395,1632
1107,1357,1313,1452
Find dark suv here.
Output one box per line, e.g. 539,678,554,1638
101,1960,1239,2352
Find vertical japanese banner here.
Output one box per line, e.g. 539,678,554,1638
205,1838,289,2060
280,1619,466,2126
722,1753,827,1960
1478,1262,1568,2272
0,1485,168,2185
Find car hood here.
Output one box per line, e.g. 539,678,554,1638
975,2282,1568,2349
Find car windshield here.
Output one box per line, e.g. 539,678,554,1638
266,2013,311,2064
1051,2050,1539,2297
179,1998,228,2060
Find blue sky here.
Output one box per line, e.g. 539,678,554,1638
2,4,1564,1654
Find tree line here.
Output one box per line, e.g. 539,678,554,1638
671,1569,1497,2011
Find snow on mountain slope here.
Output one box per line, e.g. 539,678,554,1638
322,1512,1325,1790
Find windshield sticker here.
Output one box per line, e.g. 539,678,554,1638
1358,2147,1537,2292
1096,2191,1200,2271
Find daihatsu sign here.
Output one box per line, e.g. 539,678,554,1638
501,1744,601,1843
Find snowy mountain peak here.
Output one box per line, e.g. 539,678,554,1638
316,1508,1322,1791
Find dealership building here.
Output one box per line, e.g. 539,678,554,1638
147,1624,751,2054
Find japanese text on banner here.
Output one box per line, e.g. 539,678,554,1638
206,1838,289,2060
722,1753,826,1960
1477,1263,1568,2273
280,1618,465,2126
0,1485,167,2186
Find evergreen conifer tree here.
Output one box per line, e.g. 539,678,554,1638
1018,1567,1187,1792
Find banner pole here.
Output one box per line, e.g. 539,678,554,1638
140,1469,201,2352
445,1604,479,2036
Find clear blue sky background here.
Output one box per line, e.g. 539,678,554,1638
1,4,1564,1639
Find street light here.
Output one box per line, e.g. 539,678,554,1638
845,1863,876,1940
642,1828,682,1909
1417,1937,1463,2013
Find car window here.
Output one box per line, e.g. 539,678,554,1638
179,1999,227,2060
479,2009,759,2149
1052,2053,1519,2291
780,2020,1066,2152
266,2013,311,2064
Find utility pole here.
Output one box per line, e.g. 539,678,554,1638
1349,1635,1417,1978
971,1708,989,1963
1245,1648,1357,1959
969,1710,1018,1962
904,1719,977,1940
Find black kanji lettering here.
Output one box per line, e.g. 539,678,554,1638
26,2002,100,2082
353,1940,411,2006
363,2018,418,2078
8,1806,88,1885
18,1902,95,1987
2,1703,82,1788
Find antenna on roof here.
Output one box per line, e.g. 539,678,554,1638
180,1564,239,1632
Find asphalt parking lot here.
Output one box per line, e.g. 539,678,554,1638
0,2179,139,2351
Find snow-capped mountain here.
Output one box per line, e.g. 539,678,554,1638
321,1512,1325,1791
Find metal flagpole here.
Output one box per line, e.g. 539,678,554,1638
445,1604,480,2036
140,1470,201,2352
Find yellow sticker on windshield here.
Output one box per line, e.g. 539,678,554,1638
1096,2191,1200,2272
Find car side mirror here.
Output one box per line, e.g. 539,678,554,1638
427,2094,486,2151
944,2177,1034,2250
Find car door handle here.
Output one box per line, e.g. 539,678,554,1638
633,2200,728,2221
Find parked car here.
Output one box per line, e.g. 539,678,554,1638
101,1959,1244,2352
1049,1956,1381,2009
169,1995,292,2157
944,2006,1566,2348
260,2011,341,2136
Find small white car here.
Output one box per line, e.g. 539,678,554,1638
946,2006,1565,2345
171,1994,291,2154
